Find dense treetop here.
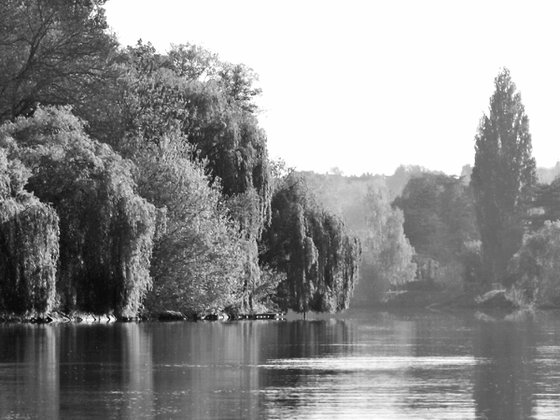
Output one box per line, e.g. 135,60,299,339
0,0,116,122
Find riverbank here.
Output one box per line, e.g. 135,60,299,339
380,286,550,315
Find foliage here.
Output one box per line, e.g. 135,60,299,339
0,4,280,316
394,173,478,264
299,170,384,235
226,188,271,309
0,150,59,315
297,166,437,238
471,68,537,286
249,265,285,312
132,133,246,313
385,165,437,199
393,168,482,294
536,162,560,184
0,106,156,317
260,174,360,313
295,171,419,302
361,186,416,296
528,179,560,230
462,240,483,291
116,43,273,310
509,221,560,307
0,0,117,122
119,42,271,215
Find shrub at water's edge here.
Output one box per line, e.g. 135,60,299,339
509,221,560,308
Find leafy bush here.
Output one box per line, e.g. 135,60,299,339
509,221,560,307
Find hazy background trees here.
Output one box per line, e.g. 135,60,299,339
291,170,418,304
360,186,416,298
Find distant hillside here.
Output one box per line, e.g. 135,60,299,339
537,162,560,184
300,160,560,243
450,163,560,185
299,165,437,234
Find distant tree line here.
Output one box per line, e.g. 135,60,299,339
0,0,360,318
299,68,560,309
396,69,560,308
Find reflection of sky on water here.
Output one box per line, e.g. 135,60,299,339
264,355,481,370
261,358,480,420
259,316,478,420
0,311,560,418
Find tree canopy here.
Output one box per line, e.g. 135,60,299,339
117,42,271,214
0,0,116,122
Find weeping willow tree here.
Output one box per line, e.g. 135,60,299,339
305,209,361,312
260,174,361,313
0,106,156,317
0,150,59,316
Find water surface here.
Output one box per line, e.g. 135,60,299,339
1,308,560,419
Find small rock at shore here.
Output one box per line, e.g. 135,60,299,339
475,289,519,311
157,310,187,321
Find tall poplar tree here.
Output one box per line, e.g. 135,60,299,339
471,68,536,287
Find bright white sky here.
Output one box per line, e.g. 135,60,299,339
105,0,560,176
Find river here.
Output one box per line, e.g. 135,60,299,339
0,308,559,419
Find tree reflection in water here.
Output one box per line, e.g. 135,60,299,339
0,325,59,419
473,314,536,420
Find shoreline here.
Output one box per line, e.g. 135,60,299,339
0,310,287,324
